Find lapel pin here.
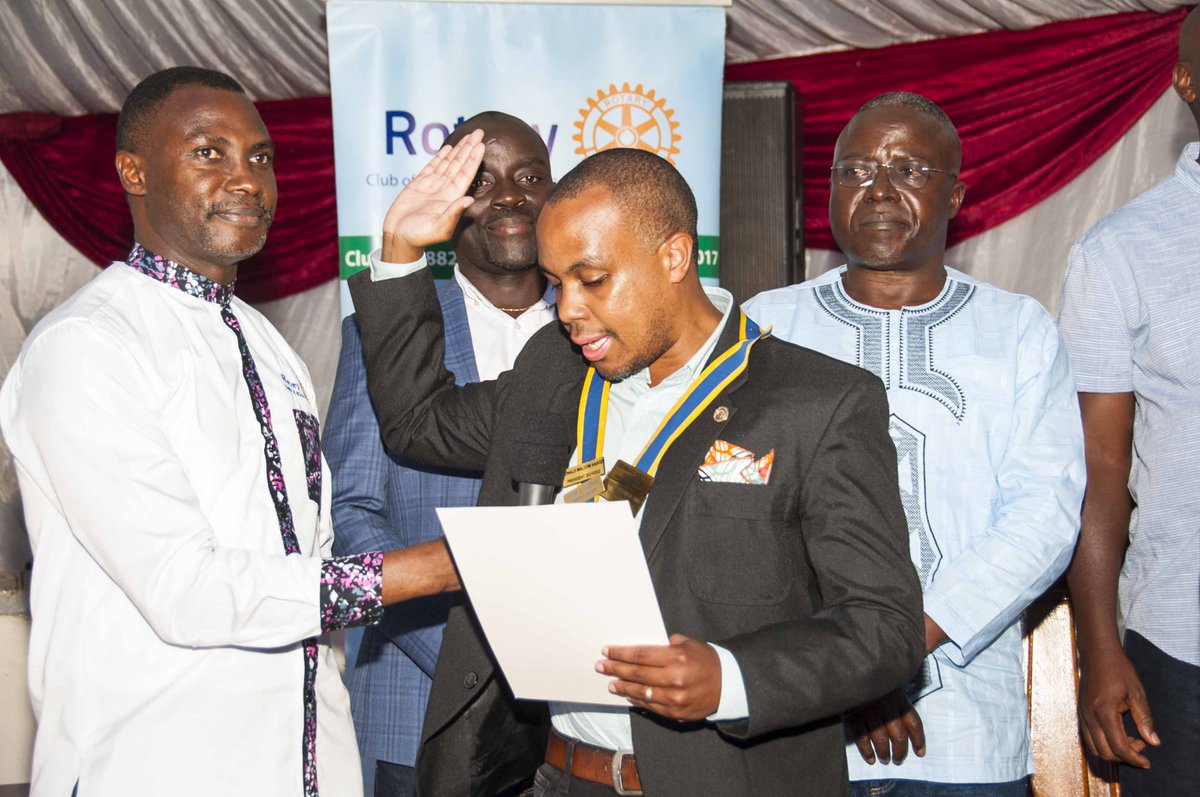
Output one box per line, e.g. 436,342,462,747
713,405,730,423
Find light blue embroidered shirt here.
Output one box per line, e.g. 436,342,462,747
1058,142,1200,668
745,267,1085,784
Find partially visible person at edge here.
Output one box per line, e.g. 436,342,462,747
324,111,556,797
346,132,924,795
0,66,459,795
745,91,1085,797
1057,8,1200,794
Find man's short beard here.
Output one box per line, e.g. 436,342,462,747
488,257,539,273
200,203,274,263
196,225,270,264
481,235,539,273
595,325,673,383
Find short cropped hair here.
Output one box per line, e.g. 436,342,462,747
858,91,960,144
117,67,245,153
548,149,698,264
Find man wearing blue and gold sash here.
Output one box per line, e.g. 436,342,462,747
348,132,924,796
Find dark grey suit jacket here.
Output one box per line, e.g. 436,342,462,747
349,270,923,797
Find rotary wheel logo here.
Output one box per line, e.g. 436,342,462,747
573,83,681,164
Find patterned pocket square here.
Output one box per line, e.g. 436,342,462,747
698,439,775,485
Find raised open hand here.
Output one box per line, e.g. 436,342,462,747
380,128,485,263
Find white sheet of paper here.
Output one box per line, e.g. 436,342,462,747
437,501,669,706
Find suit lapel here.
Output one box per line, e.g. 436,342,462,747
638,307,753,563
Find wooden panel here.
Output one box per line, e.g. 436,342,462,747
1023,590,1120,797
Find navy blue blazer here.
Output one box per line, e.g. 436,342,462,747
327,279,481,767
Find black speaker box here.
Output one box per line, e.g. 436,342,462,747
718,81,804,303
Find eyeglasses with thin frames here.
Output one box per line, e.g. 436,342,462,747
831,159,957,190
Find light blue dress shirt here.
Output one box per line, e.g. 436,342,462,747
549,287,748,751
745,267,1085,784
1058,142,1200,668
369,253,749,753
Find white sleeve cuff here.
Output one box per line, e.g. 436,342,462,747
369,248,427,281
707,643,749,721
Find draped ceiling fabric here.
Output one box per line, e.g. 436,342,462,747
0,8,1187,303
1,0,1198,571
724,0,1187,61
0,97,337,303
725,9,1186,250
0,0,330,114
0,0,1186,113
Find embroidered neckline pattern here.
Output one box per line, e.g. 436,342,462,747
126,244,234,307
817,277,974,422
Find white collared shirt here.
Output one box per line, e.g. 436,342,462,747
1,263,363,795
452,265,556,381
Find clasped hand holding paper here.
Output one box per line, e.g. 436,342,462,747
436,502,668,706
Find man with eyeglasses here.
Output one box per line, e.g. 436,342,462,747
745,91,1085,797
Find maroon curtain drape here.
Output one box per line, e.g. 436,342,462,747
726,8,1186,250
0,97,335,304
0,9,1186,302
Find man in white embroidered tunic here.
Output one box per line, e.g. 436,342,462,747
745,92,1086,796
0,68,459,796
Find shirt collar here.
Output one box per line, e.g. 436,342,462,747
1174,142,1200,196
126,244,234,307
453,265,554,316
828,265,957,312
621,287,735,394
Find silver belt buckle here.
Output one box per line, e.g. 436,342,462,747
610,749,642,796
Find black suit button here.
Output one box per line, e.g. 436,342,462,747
464,671,479,689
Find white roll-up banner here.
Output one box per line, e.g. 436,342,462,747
328,0,728,314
